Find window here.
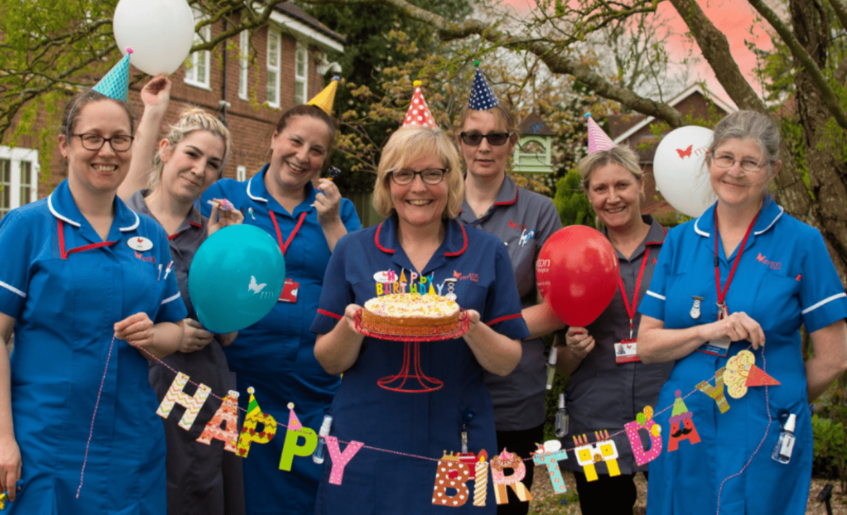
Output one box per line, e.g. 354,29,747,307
0,147,39,218
294,42,309,105
266,29,281,107
238,30,249,100
185,16,212,89
237,165,247,182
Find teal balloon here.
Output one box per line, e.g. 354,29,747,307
189,225,285,333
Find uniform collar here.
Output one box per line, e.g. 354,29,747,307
246,165,317,217
603,215,665,262
458,174,519,222
128,189,204,236
693,196,783,238
374,215,469,259
48,179,139,240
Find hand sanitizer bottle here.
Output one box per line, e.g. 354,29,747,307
555,392,569,438
772,413,796,464
313,415,333,464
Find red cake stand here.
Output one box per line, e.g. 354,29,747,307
354,309,470,392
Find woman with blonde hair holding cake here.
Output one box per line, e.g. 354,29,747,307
311,122,529,514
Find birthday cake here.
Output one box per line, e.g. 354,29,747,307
361,293,462,336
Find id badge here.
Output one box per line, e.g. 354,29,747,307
698,304,730,357
279,278,299,303
615,338,640,364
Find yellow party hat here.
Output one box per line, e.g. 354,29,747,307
307,76,339,115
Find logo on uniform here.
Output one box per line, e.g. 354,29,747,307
519,229,535,247
756,253,782,270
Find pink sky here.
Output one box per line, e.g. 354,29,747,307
503,0,774,106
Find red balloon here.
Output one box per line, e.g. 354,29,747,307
536,225,620,327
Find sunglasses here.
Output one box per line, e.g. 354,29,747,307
459,131,512,146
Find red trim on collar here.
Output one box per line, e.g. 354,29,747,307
644,226,668,246
486,313,522,326
190,222,203,228
444,223,468,257
374,221,394,254
167,232,181,241
493,188,519,207
57,220,117,259
317,309,342,320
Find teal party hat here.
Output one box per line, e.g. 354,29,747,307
93,48,133,102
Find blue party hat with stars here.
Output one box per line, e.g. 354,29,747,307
467,61,499,110
92,48,133,102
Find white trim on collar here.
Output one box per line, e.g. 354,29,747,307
246,174,268,203
119,211,140,232
47,192,81,227
755,206,784,235
693,216,709,238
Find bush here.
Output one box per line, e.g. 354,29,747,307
811,386,847,494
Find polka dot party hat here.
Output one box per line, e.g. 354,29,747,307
402,80,437,129
92,48,133,102
467,61,499,111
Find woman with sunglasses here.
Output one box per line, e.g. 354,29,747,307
455,68,564,515
311,125,527,514
638,111,847,515
0,77,187,513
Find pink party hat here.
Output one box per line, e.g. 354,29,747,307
585,113,616,154
286,402,303,431
402,81,437,129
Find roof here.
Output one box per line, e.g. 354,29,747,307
613,84,736,144
270,2,345,52
516,112,555,136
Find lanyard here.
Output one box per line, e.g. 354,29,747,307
269,211,306,256
57,219,116,259
618,247,651,339
713,208,759,317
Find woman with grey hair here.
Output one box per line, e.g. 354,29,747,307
638,110,847,514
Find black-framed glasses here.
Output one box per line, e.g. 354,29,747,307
389,168,449,185
72,133,134,152
459,131,512,146
711,154,766,173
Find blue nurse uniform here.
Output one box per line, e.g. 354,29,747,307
639,197,847,515
0,179,187,514
310,216,529,515
200,168,361,515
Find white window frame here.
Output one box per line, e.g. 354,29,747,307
266,28,282,108
0,146,39,217
236,165,247,182
185,15,212,90
238,30,250,101
294,42,309,105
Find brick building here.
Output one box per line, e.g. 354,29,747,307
0,2,344,218
607,84,735,224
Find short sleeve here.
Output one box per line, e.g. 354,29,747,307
639,226,677,321
0,211,32,319
340,198,362,233
534,199,563,253
799,230,847,333
485,243,530,339
154,229,189,324
310,235,354,334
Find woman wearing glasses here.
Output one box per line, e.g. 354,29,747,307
456,78,563,514
0,87,187,514
638,111,847,515
311,126,528,514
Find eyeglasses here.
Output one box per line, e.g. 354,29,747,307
389,168,448,185
459,131,512,146
711,154,766,173
72,133,134,152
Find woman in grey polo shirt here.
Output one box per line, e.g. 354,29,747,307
556,144,672,515
118,75,245,515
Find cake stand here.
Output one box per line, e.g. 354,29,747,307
354,309,470,392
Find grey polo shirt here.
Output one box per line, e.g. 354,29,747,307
458,176,563,431
126,190,208,320
560,216,674,474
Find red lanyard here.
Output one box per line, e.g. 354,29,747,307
269,211,306,256
618,247,651,339
57,219,116,259
714,209,759,317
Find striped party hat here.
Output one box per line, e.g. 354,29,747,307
308,76,339,115
402,80,437,129
93,48,133,102
585,112,616,154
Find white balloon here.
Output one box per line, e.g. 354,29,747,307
653,126,715,218
113,0,196,76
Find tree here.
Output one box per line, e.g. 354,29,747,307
294,0,847,282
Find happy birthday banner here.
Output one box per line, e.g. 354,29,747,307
129,347,779,510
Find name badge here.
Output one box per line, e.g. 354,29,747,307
278,278,299,303
697,338,730,357
615,338,640,364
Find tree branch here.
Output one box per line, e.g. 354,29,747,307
748,0,847,129
829,0,847,33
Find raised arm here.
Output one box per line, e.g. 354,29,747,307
118,75,171,200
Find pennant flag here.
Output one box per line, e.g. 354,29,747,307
236,387,278,458
724,350,756,399
93,48,133,102
473,450,488,507
490,448,532,504
467,61,499,110
667,390,702,452
279,402,318,471
625,406,663,466
585,113,616,154
325,436,364,485
696,367,731,413
532,441,568,494
196,390,240,453
432,452,472,507
402,80,437,129
307,76,339,115
156,372,212,431
746,364,781,387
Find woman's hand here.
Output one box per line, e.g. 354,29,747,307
699,311,765,350
180,319,213,353
564,326,595,359
314,178,342,228
208,199,244,236
114,313,155,350
140,75,171,114
314,304,364,375
0,435,20,501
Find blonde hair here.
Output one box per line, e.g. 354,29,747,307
373,126,464,219
149,108,233,190
577,145,643,191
